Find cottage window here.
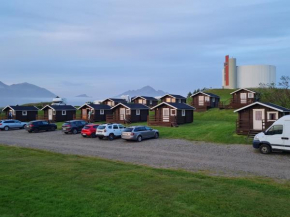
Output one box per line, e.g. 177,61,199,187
126,109,131,115
178,99,181,103
53,110,56,115
205,97,210,102
136,109,140,115
170,109,176,116
166,98,171,103
100,109,104,115
150,100,153,105
138,99,143,104
248,93,254,98
198,96,204,106
182,110,186,116
62,110,66,116
212,98,215,103
267,112,278,122
22,111,27,116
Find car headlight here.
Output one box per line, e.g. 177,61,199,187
254,135,260,141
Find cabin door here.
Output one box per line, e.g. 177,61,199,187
163,108,170,122
198,96,204,106
253,109,265,130
240,93,247,104
120,108,126,120
48,109,53,120
82,109,87,120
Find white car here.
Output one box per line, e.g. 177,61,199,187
96,123,126,140
0,120,28,131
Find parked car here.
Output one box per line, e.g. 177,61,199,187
0,120,27,131
62,120,88,134
253,115,290,154
81,124,99,138
121,126,159,142
96,123,126,140
25,120,57,133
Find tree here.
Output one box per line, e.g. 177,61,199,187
279,76,290,89
187,92,192,98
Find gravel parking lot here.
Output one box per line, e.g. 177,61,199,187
1,129,290,179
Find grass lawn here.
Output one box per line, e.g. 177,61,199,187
0,145,290,217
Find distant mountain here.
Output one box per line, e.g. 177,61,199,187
0,81,56,98
116,86,167,97
75,94,89,97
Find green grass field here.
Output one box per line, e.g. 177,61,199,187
0,145,290,217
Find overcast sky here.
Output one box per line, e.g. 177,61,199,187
0,0,289,98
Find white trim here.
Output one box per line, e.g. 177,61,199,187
248,93,254,99
78,103,94,110
170,109,176,116
150,102,196,110
182,109,186,116
136,109,140,115
160,94,185,100
234,102,288,113
100,109,104,115
62,110,66,116
190,91,211,98
110,103,149,110
41,105,55,111
126,109,131,115
2,106,14,112
267,111,278,122
22,111,27,116
230,88,256,95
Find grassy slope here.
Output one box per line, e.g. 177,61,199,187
0,145,290,217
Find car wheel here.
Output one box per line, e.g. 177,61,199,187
34,129,39,133
91,134,96,138
28,131,32,133
260,144,271,154
72,129,78,134
154,133,159,139
64,132,68,134
4,126,9,131
51,127,56,131
108,134,115,141
98,137,104,140
82,135,86,138
137,136,142,142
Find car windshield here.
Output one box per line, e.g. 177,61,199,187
123,128,133,132
83,126,91,129
98,125,106,130
63,122,71,125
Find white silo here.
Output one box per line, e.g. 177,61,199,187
228,58,237,89
237,65,276,88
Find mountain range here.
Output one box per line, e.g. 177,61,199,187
117,86,167,97
0,81,56,98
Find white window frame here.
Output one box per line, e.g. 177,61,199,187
136,109,140,116
126,109,131,115
150,100,153,105
205,96,210,102
248,93,254,98
170,109,176,116
267,111,278,122
178,99,181,103
53,110,56,115
62,110,66,116
212,98,215,103
12,110,16,116
182,109,186,116
100,109,104,115
22,111,27,116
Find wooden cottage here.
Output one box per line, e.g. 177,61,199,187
191,92,220,112
220,88,258,109
235,102,290,135
148,102,195,127
2,106,38,122
106,103,149,124
78,104,112,122
102,98,127,107
160,94,187,104
41,105,76,122
131,96,158,107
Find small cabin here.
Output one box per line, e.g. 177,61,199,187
131,96,158,107
191,92,220,112
78,104,112,122
2,106,38,122
228,88,258,109
102,98,127,107
41,105,76,122
106,103,149,124
160,94,186,104
148,102,195,127
234,102,290,135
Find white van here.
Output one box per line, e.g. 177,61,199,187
253,115,290,154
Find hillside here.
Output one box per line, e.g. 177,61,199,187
117,86,167,97
0,81,55,98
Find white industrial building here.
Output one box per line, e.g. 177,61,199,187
222,55,276,89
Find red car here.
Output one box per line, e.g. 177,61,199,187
81,124,99,138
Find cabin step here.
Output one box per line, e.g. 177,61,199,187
171,122,179,127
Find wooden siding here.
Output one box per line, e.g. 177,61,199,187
76,105,112,122
106,105,149,123
161,96,186,104
42,109,76,122
3,110,38,122
132,97,158,108
191,93,219,112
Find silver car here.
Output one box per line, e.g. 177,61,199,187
0,120,28,131
121,126,159,142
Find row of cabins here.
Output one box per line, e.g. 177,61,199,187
2,90,290,135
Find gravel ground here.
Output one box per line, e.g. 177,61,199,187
1,129,290,179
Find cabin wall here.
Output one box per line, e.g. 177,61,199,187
133,98,158,107
103,100,115,107
15,111,37,122
112,105,148,122
55,110,76,122
94,110,112,122
232,90,256,103
161,96,186,104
